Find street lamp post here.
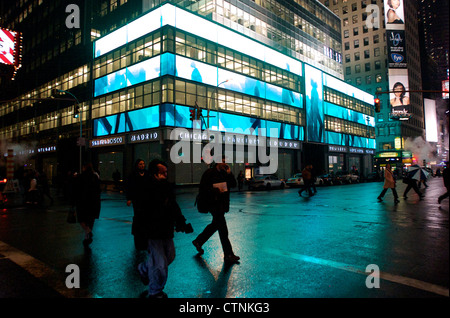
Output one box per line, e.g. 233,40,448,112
53,89,82,173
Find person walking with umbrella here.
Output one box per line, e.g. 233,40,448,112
403,166,424,200
377,164,399,203
406,164,430,195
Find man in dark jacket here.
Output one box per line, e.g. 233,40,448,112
126,159,151,250
438,162,449,205
135,159,190,298
192,158,240,263
298,164,314,197
75,163,101,247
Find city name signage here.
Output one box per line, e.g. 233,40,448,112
37,145,56,153
90,135,125,148
128,131,159,143
174,131,300,150
329,145,375,155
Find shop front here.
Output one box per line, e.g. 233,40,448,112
327,145,374,178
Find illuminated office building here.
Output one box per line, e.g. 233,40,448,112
1,0,376,185
320,0,425,170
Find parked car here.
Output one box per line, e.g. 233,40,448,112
286,173,303,187
318,174,334,185
248,175,285,190
334,171,360,184
286,173,324,187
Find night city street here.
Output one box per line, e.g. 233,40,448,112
1,179,448,302
1,0,449,314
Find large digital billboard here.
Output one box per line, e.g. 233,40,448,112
305,64,324,143
0,28,20,66
93,3,302,76
384,0,405,29
384,0,410,121
94,52,303,108
388,69,411,120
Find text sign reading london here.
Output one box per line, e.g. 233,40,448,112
90,136,125,148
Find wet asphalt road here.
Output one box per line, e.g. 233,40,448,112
0,177,448,301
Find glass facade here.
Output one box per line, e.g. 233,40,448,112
92,3,375,150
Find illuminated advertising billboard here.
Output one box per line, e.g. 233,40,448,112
94,3,302,76
385,0,410,121
388,69,411,120
384,0,405,30
387,30,407,69
0,28,20,66
424,99,438,142
443,80,449,99
94,52,303,108
305,64,324,143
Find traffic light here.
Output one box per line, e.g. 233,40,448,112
196,108,202,120
73,105,79,118
374,97,381,112
189,109,196,121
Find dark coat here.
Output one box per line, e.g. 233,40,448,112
75,171,101,222
443,167,449,188
125,169,151,213
199,166,236,213
132,177,186,240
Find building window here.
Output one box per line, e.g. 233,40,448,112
364,50,370,58
373,34,380,44
365,62,371,71
375,60,381,69
374,47,380,57
355,52,360,61
353,27,359,36
354,39,359,48
389,126,396,135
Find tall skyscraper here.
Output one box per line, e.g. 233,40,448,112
320,0,425,170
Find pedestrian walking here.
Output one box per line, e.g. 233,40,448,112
25,170,40,206
125,159,151,250
192,156,240,263
298,164,314,197
74,163,101,247
38,170,54,205
402,174,423,200
134,159,192,298
237,171,244,191
438,162,449,205
310,164,318,194
377,164,399,203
